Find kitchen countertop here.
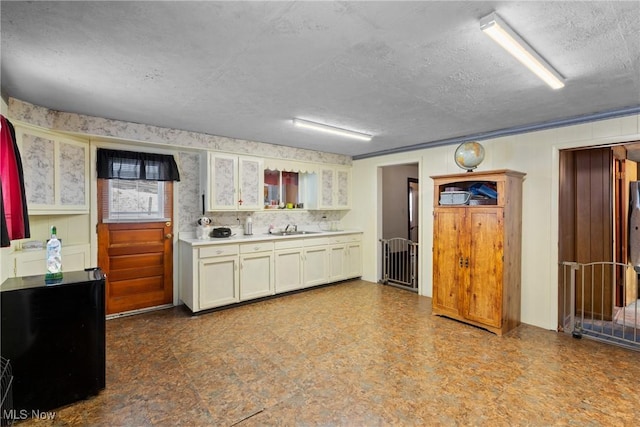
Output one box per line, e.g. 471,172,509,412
179,229,362,246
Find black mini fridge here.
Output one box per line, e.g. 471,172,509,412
0,269,106,415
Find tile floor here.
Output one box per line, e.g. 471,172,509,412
19,280,640,426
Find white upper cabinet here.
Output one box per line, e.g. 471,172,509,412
15,124,89,214
335,166,351,209
309,165,352,210
202,153,264,211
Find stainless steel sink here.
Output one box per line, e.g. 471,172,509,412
268,230,321,236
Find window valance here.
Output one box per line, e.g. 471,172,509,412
97,148,180,181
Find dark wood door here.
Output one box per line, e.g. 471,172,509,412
559,147,613,320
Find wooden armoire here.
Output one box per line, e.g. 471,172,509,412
431,169,525,335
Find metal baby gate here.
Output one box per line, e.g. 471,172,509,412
380,238,418,291
560,261,639,351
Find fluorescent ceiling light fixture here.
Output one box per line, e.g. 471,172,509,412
480,12,565,90
293,118,372,141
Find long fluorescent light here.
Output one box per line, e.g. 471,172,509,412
293,118,372,141
480,12,565,90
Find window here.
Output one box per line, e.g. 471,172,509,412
96,148,178,223
107,179,167,221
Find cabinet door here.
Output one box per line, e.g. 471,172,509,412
319,168,335,209
199,255,239,309
240,252,274,300
335,167,351,209
328,244,346,282
303,246,328,287
15,245,90,277
21,130,56,207
238,156,264,210
58,139,88,208
345,242,362,278
463,209,504,328
17,126,89,213
209,154,238,210
274,249,304,292
432,208,466,316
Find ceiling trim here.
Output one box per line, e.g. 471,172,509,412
353,105,640,160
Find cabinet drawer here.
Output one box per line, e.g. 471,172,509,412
328,234,361,245
240,241,274,254
199,244,239,258
303,237,329,247
274,239,304,250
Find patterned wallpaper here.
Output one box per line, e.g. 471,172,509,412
9,98,350,233
9,99,350,164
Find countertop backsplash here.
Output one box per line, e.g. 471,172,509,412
195,210,347,235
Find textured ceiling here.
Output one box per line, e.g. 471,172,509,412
1,1,639,158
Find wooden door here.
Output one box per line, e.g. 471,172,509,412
558,148,613,319
575,148,613,319
432,208,465,316
463,208,503,328
98,221,173,314
97,179,173,315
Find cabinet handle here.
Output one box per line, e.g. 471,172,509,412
459,257,463,267
165,233,173,239
465,257,469,268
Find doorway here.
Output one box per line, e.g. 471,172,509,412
380,163,419,291
408,178,419,242
97,178,174,315
558,142,639,326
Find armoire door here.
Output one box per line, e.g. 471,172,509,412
463,208,504,328
432,208,466,316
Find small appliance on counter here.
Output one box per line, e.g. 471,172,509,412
212,227,232,238
244,216,253,235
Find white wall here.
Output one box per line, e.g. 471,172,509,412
347,114,640,331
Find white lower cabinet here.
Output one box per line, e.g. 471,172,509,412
345,240,363,278
328,235,362,281
195,244,240,310
303,238,329,287
199,251,240,310
274,239,304,293
10,244,91,278
180,233,362,313
239,242,274,300
328,245,346,282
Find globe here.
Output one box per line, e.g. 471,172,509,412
454,141,485,172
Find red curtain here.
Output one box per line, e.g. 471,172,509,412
1,115,30,246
